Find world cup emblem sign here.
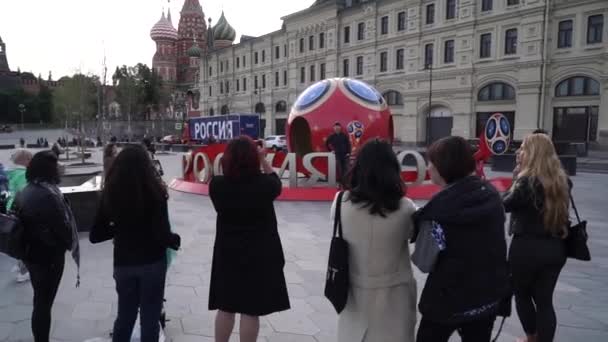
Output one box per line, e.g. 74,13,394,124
347,121,365,151
485,113,512,155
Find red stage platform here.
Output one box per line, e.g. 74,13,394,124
169,177,513,201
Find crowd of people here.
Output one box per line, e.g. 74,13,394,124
1,129,574,342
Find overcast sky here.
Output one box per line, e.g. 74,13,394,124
0,0,315,80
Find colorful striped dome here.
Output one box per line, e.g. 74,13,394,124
150,12,178,41
213,12,236,42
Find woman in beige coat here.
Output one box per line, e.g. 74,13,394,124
331,139,417,342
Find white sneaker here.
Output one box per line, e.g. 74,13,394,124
16,272,30,283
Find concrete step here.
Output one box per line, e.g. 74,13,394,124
577,163,608,174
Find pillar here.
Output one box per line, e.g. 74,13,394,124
597,78,608,146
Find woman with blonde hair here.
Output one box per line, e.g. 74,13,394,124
504,133,570,342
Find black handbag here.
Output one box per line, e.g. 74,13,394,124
0,212,26,260
324,191,349,314
565,193,591,261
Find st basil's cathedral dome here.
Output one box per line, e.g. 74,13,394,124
150,12,178,41
213,12,236,42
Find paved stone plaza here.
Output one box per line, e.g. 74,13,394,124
0,133,608,341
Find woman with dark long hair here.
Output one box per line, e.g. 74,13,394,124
102,143,118,181
17,151,80,342
505,134,570,342
90,145,180,342
209,136,290,342
334,139,417,342
414,136,509,342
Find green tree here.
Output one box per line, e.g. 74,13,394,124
113,65,141,121
0,88,44,124
37,85,53,123
53,73,98,127
113,63,165,121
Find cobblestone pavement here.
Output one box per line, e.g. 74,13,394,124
0,141,607,341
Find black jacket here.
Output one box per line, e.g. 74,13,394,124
504,175,569,238
413,176,509,323
90,198,180,266
325,132,351,157
16,183,72,264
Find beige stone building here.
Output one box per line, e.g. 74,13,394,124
197,0,607,149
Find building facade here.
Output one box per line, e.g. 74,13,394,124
198,0,607,148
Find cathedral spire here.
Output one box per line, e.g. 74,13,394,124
167,0,172,24
180,0,204,15
0,34,10,72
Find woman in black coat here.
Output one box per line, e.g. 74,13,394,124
413,136,510,342
17,151,79,342
209,136,290,342
504,133,570,342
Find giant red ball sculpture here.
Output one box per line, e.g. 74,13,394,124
286,78,394,156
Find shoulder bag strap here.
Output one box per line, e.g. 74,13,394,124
569,191,582,225
333,191,345,238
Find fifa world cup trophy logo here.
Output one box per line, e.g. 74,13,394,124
347,121,365,153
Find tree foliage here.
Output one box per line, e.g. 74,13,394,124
53,73,99,126
0,62,164,124
0,86,53,124
112,63,166,120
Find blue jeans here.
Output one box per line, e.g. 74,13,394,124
113,259,167,342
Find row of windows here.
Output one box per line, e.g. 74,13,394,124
209,12,603,77
425,1,524,25
422,39,457,66
341,11,408,45
299,33,325,53
210,45,290,76
558,15,604,48
300,63,327,83
209,76,599,108
210,70,290,96
209,13,603,78
422,14,604,65
422,29,518,65
476,77,600,101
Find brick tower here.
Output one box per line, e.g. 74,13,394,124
176,0,207,88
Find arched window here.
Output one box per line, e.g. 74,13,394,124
276,100,287,113
255,102,266,113
478,82,516,101
221,105,229,115
382,90,404,106
555,76,600,97
209,108,215,116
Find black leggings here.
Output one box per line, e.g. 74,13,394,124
26,255,65,342
416,315,496,342
510,237,566,342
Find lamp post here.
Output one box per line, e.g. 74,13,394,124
254,87,263,111
425,63,433,146
254,87,264,136
18,104,25,130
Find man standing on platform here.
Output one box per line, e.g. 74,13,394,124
326,122,351,186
